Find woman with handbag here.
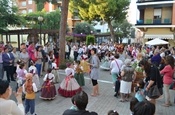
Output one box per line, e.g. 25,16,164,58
139,59,163,105
119,59,135,102
160,55,174,107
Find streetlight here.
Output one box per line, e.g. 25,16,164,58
38,16,43,44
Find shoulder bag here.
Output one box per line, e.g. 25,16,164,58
115,60,121,80
146,66,162,99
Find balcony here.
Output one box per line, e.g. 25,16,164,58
136,18,171,25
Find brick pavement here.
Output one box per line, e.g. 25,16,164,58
7,69,175,115
34,70,175,115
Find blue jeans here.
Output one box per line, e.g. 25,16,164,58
35,64,42,76
25,99,35,114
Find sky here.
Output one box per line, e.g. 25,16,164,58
127,0,138,24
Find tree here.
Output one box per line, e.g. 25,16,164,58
69,0,130,42
59,0,69,65
0,0,23,33
24,10,61,30
74,22,94,35
33,0,59,11
112,20,132,38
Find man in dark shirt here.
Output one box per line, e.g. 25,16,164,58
63,91,98,115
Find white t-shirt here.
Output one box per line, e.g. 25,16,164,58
110,59,123,73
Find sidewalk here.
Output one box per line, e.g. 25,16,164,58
34,70,175,115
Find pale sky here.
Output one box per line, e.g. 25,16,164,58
127,0,138,24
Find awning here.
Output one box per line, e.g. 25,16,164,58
144,34,174,39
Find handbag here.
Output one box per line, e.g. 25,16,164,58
115,60,121,80
147,85,161,99
146,66,162,99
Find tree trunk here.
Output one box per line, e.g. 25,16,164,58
59,0,69,66
108,21,116,42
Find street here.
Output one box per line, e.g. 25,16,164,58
8,68,175,115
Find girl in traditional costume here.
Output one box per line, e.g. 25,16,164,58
51,59,60,83
100,51,111,70
40,68,56,100
74,60,85,87
28,61,41,91
22,73,37,115
58,63,81,97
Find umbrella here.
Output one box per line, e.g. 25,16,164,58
145,38,169,45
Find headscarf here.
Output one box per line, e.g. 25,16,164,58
24,73,33,94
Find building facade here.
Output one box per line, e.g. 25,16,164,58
16,0,37,14
44,1,81,33
135,0,175,46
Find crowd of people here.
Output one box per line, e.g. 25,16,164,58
0,40,175,115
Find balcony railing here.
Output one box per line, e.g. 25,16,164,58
137,0,173,3
136,18,171,25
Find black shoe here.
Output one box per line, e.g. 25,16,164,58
114,93,118,97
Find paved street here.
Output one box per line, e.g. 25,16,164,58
8,69,175,115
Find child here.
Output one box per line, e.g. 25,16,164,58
80,54,91,84
28,61,41,91
23,73,37,115
16,62,27,88
51,59,60,83
58,62,81,97
107,110,119,115
135,80,145,102
130,97,139,115
70,95,78,110
74,60,85,87
40,68,56,100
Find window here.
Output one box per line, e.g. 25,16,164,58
21,10,27,14
28,9,33,13
21,1,26,7
154,9,162,19
28,0,32,4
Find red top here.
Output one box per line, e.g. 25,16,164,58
160,65,174,85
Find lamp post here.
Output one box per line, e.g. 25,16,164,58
38,16,43,44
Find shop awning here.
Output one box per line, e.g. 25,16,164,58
144,34,174,39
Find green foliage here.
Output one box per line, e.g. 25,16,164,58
0,0,24,33
69,0,130,41
66,36,73,41
86,35,95,45
74,22,94,34
112,20,133,38
24,10,61,30
37,2,44,11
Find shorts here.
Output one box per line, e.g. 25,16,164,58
92,79,98,86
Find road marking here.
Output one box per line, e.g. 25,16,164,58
59,71,113,84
